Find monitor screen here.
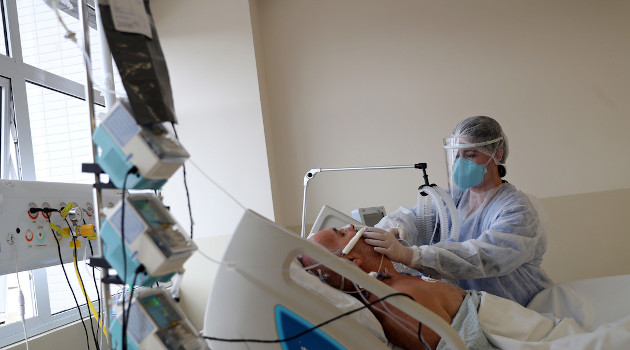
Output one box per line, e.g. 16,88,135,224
362,212,385,227
139,293,182,328
130,198,173,228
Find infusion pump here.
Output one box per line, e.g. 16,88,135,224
101,194,197,286
111,288,209,350
93,100,189,190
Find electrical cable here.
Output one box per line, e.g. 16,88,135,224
196,238,430,347
14,244,29,350
171,123,194,239
123,265,144,342
203,292,414,344
60,214,103,349
73,240,100,350
46,213,91,350
188,159,245,210
121,168,136,350
80,238,108,345
87,239,104,341
350,265,431,350
351,280,423,345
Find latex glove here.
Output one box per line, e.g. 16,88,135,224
363,228,413,266
386,227,407,241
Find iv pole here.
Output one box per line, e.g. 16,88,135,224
301,163,429,238
79,0,112,344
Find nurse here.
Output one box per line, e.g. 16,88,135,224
363,116,553,306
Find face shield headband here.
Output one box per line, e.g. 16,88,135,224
443,136,504,152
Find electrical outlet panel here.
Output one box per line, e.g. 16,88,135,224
0,180,121,275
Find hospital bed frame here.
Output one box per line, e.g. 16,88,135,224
204,209,466,349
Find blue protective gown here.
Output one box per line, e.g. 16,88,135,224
382,183,553,306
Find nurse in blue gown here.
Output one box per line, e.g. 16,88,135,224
363,116,553,306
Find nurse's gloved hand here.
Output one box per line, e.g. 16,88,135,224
386,227,407,241
363,228,413,266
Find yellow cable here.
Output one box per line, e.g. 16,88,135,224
74,255,108,337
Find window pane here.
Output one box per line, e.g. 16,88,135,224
47,260,102,315
26,83,103,184
0,272,37,326
0,6,6,56
17,0,126,97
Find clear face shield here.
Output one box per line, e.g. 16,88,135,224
443,136,503,193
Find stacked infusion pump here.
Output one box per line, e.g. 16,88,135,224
94,100,207,350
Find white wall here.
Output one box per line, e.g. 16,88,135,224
152,0,274,238
254,0,630,229
540,189,630,284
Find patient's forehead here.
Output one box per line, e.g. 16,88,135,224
311,226,356,250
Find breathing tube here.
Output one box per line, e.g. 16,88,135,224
432,186,460,242
416,185,460,244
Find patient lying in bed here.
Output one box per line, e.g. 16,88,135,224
300,225,623,350
301,224,498,349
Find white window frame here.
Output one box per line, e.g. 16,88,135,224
0,0,107,346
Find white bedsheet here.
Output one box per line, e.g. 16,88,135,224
479,275,630,349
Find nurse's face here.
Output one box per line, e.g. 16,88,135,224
457,148,493,166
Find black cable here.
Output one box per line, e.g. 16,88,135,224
62,215,99,350
47,214,91,350
417,322,430,350
123,266,144,337
87,239,102,349
121,168,135,350
73,236,100,350
204,292,415,344
61,215,100,350
171,122,193,239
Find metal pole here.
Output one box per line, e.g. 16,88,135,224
79,0,111,344
301,164,420,237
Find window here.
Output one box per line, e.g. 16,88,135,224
0,0,124,346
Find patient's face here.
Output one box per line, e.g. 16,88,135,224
301,225,361,290
310,225,358,253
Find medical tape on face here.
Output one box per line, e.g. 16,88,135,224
443,136,503,150
342,227,366,255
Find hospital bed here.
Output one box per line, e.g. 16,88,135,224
202,209,630,349
203,209,466,349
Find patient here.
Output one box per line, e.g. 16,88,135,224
301,225,497,350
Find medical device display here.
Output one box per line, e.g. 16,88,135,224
0,179,119,275
93,101,189,190
101,194,197,286
111,288,209,350
352,206,386,227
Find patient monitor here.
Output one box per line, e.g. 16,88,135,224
111,288,209,350
352,206,386,227
101,194,197,286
